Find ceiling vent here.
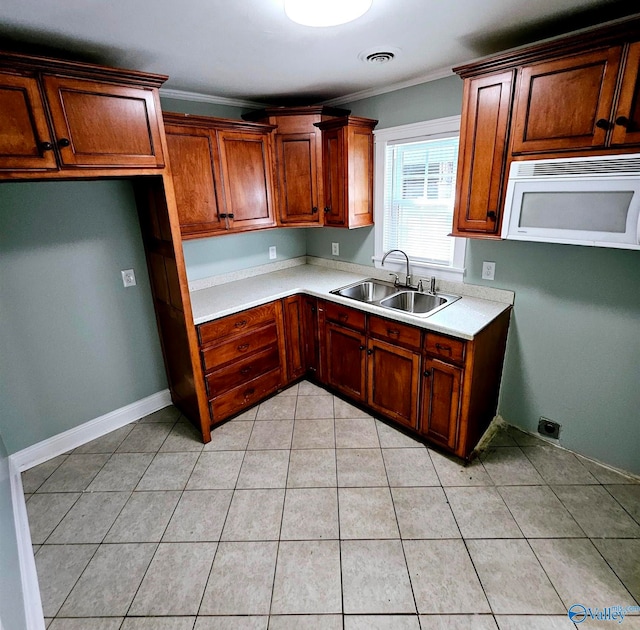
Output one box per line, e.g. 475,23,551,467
359,47,400,65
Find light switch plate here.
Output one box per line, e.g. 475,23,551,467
269,246,277,260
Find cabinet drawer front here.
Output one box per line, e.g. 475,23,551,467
202,323,278,371
210,368,282,422
206,344,280,396
199,302,277,345
324,301,366,331
425,333,465,364
368,315,422,351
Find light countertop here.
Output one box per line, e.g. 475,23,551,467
189,264,512,340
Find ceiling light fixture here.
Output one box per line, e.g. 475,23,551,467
284,0,373,27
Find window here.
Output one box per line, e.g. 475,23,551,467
374,116,465,281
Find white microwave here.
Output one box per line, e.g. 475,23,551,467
501,154,640,250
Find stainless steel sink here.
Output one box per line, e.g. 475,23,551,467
380,291,457,315
330,278,460,318
333,279,397,303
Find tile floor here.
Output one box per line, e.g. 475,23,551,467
23,380,640,630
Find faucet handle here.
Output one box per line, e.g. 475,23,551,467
417,279,424,292
389,273,399,286
429,276,437,294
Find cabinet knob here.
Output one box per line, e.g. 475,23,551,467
324,207,331,214
312,206,318,213
367,349,373,355
39,141,53,152
595,118,612,130
338,313,348,322
435,343,451,352
423,369,431,377
237,343,250,352
234,320,248,328
615,116,630,129
57,138,71,148
240,366,252,375
487,210,497,220
359,345,365,351
387,328,400,337
227,213,234,219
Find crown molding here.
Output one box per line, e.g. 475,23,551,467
320,66,455,106
159,87,268,110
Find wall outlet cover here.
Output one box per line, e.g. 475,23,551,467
482,261,496,280
332,242,339,256
121,269,136,287
269,246,277,260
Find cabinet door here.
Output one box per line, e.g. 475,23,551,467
283,295,306,382
217,129,276,231
324,321,366,401
0,72,57,170
367,337,420,429
165,125,226,237
322,127,346,226
277,132,321,224
345,124,375,228
420,357,462,451
611,41,640,146
302,296,320,376
42,75,165,168
453,71,514,235
511,48,622,153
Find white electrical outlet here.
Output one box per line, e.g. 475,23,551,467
482,261,496,280
121,269,136,287
332,242,339,256
269,246,277,260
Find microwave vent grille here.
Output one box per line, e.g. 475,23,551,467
515,156,640,178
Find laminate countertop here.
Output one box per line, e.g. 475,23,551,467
189,264,513,341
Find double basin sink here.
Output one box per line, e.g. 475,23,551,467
330,278,460,317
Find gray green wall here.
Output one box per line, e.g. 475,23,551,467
160,96,247,119
0,433,26,630
311,75,640,475
0,181,167,453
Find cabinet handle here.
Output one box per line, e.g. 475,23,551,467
387,328,400,337
240,366,252,375
595,118,612,130
615,116,630,129
237,343,250,351
324,207,331,214
423,369,431,377
57,138,71,148
312,206,318,213
39,141,53,152
234,320,248,328
435,343,451,352
487,210,497,220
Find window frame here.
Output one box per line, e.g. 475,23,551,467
373,116,466,282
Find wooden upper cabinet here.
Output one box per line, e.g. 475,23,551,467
163,113,276,237
453,70,514,235
0,53,167,174
0,72,58,170
164,123,225,237
511,47,622,154
217,129,276,231
316,116,378,228
611,41,640,146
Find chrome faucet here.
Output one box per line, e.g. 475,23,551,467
382,249,412,287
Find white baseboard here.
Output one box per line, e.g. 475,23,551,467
9,458,45,630
6,389,172,629
10,389,172,472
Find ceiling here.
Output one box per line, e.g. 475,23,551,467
0,0,637,106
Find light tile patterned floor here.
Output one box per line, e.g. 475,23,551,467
22,380,640,629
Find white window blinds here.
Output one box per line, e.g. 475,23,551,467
383,136,459,266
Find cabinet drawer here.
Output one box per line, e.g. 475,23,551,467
210,368,282,421
425,333,466,364
206,344,280,395
324,301,366,332
198,302,277,345
202,323,278,371
368,315,422,351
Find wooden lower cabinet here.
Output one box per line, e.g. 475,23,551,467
283,295,306,382
367,337,420,430
197,301,286,424
420,357,462,450
323,320,366,402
